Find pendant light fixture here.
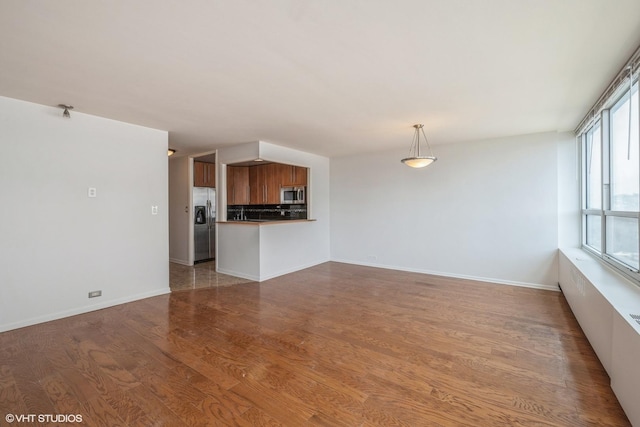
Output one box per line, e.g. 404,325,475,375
401,124,437,168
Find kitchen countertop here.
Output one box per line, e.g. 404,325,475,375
218,219,315,225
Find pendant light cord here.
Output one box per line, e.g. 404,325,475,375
419,126,434,157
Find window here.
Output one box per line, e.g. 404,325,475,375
580,79,640,282
583,123,603,253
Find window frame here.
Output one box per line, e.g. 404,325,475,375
580,79,640,284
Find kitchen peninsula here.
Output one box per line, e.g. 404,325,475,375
215,140,330,283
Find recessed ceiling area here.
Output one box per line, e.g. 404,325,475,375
1,1,640,158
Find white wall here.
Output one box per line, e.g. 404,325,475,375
169,156,191,265
331,131,571,289
218,224,261,280
558,135,581,248
0,96,170,332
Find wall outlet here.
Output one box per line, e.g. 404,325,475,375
88,290,102,298
88,187,97,198
366,255,378,261
151,205,158,215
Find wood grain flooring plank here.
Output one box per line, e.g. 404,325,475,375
9,356,57,417
229,378,315,425
57,367,101,405
130,362,211,427
80,394,127,427
252,338,370,404
236,406,283,427
125,384,190,427
244,359,366,424
100,388,155,427
0,366,31,423
170,363,253,422
194,395,251,426
39,372,94,422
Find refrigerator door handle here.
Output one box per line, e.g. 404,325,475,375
206,200,211,228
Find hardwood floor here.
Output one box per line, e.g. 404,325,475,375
0,262,630,426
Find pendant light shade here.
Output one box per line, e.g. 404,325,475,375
401,124,437,168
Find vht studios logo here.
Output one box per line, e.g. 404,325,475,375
5,414,83,423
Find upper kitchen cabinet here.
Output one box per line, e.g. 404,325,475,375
249,165,263,205
280,165,308,186
194,161,215,187
250,163,281,204
227,161,308,206
263,164,282,204
227,166,250,205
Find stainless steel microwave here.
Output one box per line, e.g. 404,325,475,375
280,186,305,204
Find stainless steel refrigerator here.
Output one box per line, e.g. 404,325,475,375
193,187,215,263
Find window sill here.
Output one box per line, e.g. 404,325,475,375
560,247,640,335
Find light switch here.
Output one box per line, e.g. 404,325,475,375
151,205,158,215
88,187,97,198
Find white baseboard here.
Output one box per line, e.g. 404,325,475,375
0,287,171,333
169,258,191,266
215,268,260,282
330,258,559,292
259,259,329,282
218,260,328,283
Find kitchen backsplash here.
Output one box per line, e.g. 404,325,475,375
227,204,307,221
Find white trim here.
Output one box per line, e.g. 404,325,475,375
0,288,171,333
169,258,192,266
259,260,328,282
330,258,560,292
215,268,260,282
217,260,327,282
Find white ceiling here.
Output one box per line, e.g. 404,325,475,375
2,1,640,158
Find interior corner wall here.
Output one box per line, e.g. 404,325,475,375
169,156,191,265
258,142,331,279
0,96,170,332
557,133,581,248
330,131,562,289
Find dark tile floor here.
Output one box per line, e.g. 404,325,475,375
169,261,253,291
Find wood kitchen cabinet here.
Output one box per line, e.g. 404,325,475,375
228,162,308,206
250,163,281,204
264,164,282,204
280,165,308,186
194,161,215,187
249,166,263,205
227,166,250,205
